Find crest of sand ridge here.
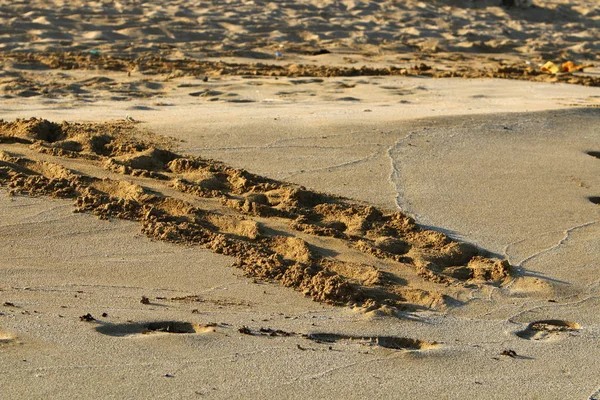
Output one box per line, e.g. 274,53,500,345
2,52,599,90
0,118,512,313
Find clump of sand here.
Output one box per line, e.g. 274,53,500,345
0,118,513,312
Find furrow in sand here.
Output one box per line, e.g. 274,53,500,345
0,118,514,315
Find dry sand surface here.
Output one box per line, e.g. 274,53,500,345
1,0,600,399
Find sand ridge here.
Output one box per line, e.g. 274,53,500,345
0,52,597,105
3,51,599,85
0,118,512,313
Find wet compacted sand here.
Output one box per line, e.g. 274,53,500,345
1,0,600,399
1,108,599,399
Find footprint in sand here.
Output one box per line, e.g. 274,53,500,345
236,327,438,351
587,151,600,205
95,321,216,337
305,333,438,351
289,78,324,85
226,99,256,103
0,328,16,344
586,151,600,160
515,320,581,341
336,96,361,102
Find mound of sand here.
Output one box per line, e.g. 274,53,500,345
0,118,513,313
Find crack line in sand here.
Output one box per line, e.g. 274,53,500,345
0,201,68,217
502,234,547,267
282,149,383,179
387,139,404,211
200,144,381,151
503,220,600,266
195,142,385,153
188,132,365,153
506,295,600,325
475,303,526,319
517,220,600,268
385,125,443,214
30,281,251,295
0,215,115,230
386,130,428,215
5,348,290,374
588,386,600,400
284,355,399,384
264,132,357,148
0,223,118,238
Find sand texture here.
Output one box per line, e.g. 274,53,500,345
1,0,598,59
1,0,600,399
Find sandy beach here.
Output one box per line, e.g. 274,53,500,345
1,1,600,399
